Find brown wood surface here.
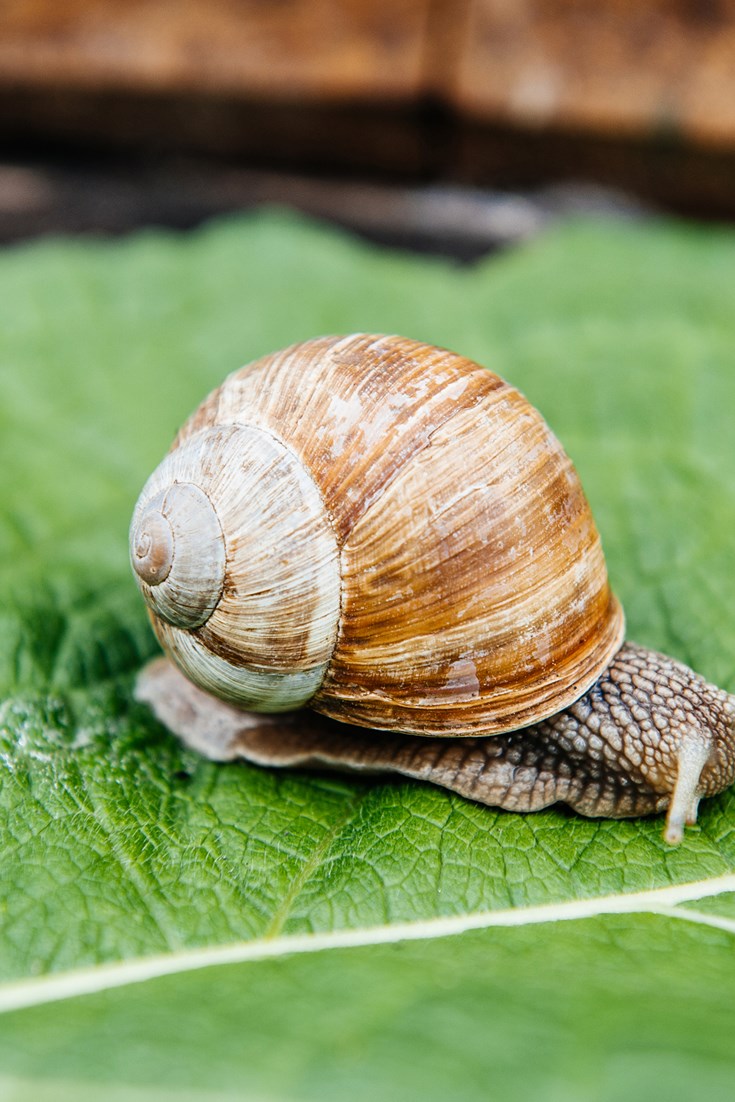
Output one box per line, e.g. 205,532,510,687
1,1,735,218
453,0,735,150
2,0,735,148
0,0,431,100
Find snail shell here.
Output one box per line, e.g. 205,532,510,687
130,334,624,736
132,334,735,843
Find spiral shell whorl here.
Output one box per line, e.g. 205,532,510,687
130,480,226,630
130,423,341,712
131,506,173,587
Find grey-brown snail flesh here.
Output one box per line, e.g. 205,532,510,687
136,643,735,845
130,334,735,844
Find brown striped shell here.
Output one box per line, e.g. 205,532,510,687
130,334,624,736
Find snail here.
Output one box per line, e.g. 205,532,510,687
131,334,735,844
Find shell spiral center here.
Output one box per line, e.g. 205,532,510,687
129,481,226,631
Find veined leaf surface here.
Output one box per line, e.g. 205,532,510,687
1,213,735,1101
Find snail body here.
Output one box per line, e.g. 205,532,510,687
131,335,735,843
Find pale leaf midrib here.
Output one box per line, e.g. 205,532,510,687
1,873,734,1016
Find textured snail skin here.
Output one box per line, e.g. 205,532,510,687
136,643,735,845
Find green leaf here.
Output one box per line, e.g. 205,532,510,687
1,212,735,1100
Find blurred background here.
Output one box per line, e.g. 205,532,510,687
1,0,734,256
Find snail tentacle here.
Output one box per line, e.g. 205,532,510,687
664,740,712,844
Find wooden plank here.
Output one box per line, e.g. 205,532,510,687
452,0,735,150
0,0,432,101
1,0,735,205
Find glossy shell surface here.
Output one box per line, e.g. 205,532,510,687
131,334,624,734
